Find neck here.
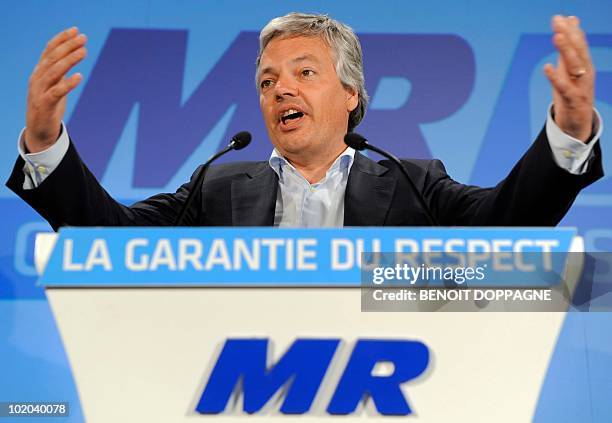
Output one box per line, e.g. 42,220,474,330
284,145,348,184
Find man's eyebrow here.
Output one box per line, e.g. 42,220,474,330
258,54,321,78
259,65,275,78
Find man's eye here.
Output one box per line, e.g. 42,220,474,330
260,80,273,89
302,69,315,77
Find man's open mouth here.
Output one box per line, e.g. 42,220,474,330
280,109,305,125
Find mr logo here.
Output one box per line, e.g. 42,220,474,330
196,338,429,416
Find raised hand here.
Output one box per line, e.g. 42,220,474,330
544,15,595,143
25,27,87,153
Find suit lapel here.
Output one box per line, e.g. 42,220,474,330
231,163,278,226
344,152,397,226
229,153,396,226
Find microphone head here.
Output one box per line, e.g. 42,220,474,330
344,132,368,151
230,131,252,150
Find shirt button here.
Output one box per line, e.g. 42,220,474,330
37,165,47,173
563,150,574,159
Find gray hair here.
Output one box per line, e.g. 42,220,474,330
256,12,369,132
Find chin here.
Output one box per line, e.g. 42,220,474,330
274,134,312,155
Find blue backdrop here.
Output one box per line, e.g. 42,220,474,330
1,1,611,421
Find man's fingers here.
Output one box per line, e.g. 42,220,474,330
552,15,592,75
559,15,591,64
46,33,87,67
543,63,571,98
553,32,586,77
567,16,592,63
46,73,83,101
41,47,87,90
37,33,87,77
40,27,78,59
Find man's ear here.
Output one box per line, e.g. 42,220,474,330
345,86,359,112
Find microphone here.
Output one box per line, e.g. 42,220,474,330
345,132,439,226
228,131,252,151
173,131,252,226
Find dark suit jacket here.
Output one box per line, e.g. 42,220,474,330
6,128,603,230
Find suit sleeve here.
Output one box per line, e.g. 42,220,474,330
423,127,603,226
6,139,202,231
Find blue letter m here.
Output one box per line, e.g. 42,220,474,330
196,338,339,414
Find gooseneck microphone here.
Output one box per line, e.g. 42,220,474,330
344,132,439,226
173,131,252,226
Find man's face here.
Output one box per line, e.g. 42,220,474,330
258,35,358,163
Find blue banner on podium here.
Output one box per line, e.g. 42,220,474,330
38,227,577,287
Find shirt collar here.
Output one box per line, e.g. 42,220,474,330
268,147,356,181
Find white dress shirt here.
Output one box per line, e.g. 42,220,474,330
269,147,355,227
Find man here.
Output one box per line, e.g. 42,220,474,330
6,13,603,229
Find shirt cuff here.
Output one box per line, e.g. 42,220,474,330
18,122,70,189
546,104,603,175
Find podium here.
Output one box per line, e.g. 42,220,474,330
35,227,584,422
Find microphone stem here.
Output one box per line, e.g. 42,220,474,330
365,143,440,226
173,146,233,226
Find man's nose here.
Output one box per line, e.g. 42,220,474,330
274,76,298,100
